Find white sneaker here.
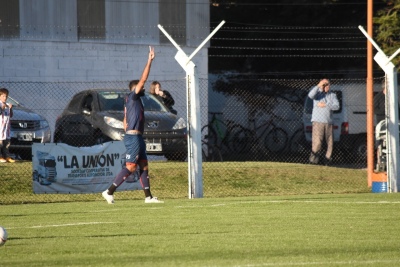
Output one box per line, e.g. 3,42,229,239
145,197,164,203
102,190,114,204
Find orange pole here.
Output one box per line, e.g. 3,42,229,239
367,0,374,187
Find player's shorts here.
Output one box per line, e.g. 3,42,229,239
124,133,147,164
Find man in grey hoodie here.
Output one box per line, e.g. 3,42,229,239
308,79,339,165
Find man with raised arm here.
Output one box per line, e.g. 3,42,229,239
308,78,340,166
102,46,163,204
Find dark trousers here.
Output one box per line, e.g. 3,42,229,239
0,139,11,158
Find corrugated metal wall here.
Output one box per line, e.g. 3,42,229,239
20,0,77,42
0,0,20,38
159,0,186,45
78,0,105,40
186,0,209,47
106,0,159,44
9,0,209,46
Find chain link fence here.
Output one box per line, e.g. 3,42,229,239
204,77,385,164
0,77,385,204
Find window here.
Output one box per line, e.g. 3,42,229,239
333,91,343,114
159,0,186,45
142,94,168,112
98,92,124,111
78,0,105,40
19,0,76,41
0,0,19,39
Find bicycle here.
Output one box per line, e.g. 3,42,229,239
201,112,247,161
201,141,223,162
288,127,309,155
232,111,289,154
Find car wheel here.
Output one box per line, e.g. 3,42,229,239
13,149,32,160
54,129,64,143
352,136,367,163
38,175,51,186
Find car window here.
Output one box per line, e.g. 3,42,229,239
82,95,93,111
97,91,169,112
43,159,56,167
334,91,342,113
98,92,125,111
141,94,168,112
68,93,85,111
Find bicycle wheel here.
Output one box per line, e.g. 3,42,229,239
225,125,244,152
202,141,223,162
201,125,222,161
288,128,308,154
201,125,218,147
264,127,288,153
231,127,253,153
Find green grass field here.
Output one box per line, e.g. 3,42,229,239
1,161,370,204
1,194,400,267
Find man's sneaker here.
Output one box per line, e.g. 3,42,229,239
145,197,164,203
0,158,6,163
6,157,15,163
102,190,114,204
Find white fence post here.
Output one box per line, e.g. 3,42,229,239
158,21,225,198
359,26,400,192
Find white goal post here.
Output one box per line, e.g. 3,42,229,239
158,21,226,198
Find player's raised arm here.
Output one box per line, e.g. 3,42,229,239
135,46,155,94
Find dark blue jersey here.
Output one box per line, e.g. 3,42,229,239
125,89,144,133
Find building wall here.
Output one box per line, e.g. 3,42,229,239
0,40,208,82
0,0,209,82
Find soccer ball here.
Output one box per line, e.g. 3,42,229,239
0,226,8,246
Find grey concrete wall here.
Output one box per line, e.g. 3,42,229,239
0,40,209,82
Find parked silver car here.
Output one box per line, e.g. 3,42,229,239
8,96,52,159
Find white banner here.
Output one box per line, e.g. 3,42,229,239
32,142,142,194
